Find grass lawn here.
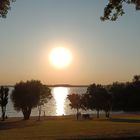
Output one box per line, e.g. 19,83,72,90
0,114,140,140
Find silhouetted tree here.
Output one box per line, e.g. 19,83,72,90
133,75,140,83
0,0,15,18
109,82,126,111
11,80,52,120
131,77,140,111
37,86,52,121
1,1,139,20
87,84,110,118
103,92,112,118
80,93,91,111
123,76,140,112
0,86,9,121
109,76,140,112
101,0,140,21
1,0,139,20
67,93,83,120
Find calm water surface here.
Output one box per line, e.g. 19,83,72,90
5,86,89,117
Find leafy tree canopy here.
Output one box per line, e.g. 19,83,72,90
86,84,111,118
67,93,83,110
67,93,84,120
101,0,140,21
1,0,139,20
11,80,51,120
0,0,15,18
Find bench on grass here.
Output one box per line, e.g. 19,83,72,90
82,114,91,120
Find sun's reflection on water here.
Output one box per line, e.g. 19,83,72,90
52,87,69,116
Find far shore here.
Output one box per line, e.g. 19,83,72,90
3,84,89,88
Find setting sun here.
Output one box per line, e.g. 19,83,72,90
49,47,72,69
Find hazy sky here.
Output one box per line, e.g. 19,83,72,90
0,0,140,85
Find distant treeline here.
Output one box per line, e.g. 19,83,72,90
68,75,140,120
47,84,88,87
0,75,140,121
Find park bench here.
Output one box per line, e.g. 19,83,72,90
82,114,91,120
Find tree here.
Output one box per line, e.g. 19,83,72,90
133,75,140,83
123,76,140,112
0,0,15,18
109,82,126,111
101,0,140,21
1,0,140,20
37,86,52,121
67,93,83,120
0,86,9,121
1,1,139,20
102,91,112,118
11,80,52,120
87,84,110,118
109,76,140,112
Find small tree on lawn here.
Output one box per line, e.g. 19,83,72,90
67,93,83,120
38,86,52,120
0,86,9,121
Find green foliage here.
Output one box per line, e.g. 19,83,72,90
101,0,140,21
0,0,15,18
124,76,140,111
37,84,52,120
11,80,52,120
0,0,139,20
109,82,126,111
133,75,140,83
86,84,111,118
85,75,140,117
85,75,140,115
0,86,9,121
67,93,83,120
1,0,139,20
109,75,140,112
67,93,82,110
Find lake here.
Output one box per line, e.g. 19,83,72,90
4,86,93,117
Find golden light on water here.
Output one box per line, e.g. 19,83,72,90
52,87,69,116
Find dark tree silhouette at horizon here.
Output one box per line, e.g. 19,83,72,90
109,82,126,111
124,75,140,111
86,84,111,118
11,80,51,120
0,86,9,121
67,93,84,120
109,75,140,112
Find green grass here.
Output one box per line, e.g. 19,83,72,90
0,114,140,140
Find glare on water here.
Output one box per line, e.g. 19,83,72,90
6,86,88,117
52,87,69,116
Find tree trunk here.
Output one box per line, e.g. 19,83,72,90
105,110,110,118
1,106,6,121
97,110,99,118
105,111,107,118
38,105,41,121
107,111,110,118
76,108,79,120
22,107,32,120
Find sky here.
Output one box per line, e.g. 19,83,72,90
0,0,140,85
